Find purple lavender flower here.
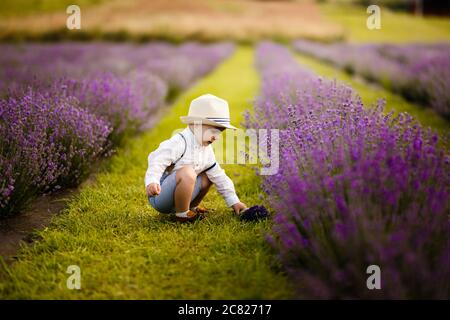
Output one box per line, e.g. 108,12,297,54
249,42,450,299
0,42,235,216
292,40,450,119
0,87,111,215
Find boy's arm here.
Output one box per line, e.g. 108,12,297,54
205,162,240,207
144,134,183,188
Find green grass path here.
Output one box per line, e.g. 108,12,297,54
0,46,294,299
293,51,449,137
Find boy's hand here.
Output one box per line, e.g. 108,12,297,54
232,202,247,214
146,183,161,196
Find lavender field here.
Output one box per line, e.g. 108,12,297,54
0,0,449,302
0,42,234,216
293,40,450,119
247,42,449,298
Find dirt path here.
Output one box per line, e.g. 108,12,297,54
0,189,76,263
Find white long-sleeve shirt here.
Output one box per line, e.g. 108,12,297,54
144,127,240,207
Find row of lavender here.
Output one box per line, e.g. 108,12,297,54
0,42,234,216
246,42,449,298
292,40,450,119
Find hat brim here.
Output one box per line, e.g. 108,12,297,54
180,116,238,130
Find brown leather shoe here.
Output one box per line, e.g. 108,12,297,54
192,205,209,214
176,210,201,223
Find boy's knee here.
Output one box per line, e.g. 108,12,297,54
176,166,197,184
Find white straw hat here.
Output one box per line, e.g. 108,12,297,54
180,94,237,130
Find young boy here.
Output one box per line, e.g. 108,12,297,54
145,94,247,222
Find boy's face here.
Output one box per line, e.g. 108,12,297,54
190,124,225,146
202,124,226,146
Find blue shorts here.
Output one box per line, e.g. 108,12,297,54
148,170,203,214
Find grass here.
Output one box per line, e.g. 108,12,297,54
0,0,342,43
0,0,106,17
321,3,450,43
292,50,449,138
0,46,294,299
2,1,450,43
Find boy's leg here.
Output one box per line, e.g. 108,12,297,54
190,172,212,208
174,166,197,213
148,168,203,215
